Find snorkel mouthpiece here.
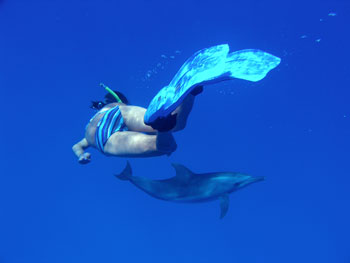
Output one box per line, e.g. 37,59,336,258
100,83,123,103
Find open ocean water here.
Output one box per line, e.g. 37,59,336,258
0,0,349,262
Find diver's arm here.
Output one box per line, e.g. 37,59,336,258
72,138,91,164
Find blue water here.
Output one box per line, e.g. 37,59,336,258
1,0,349,262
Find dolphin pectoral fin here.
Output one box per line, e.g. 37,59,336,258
219,194,229,219
171,163,194,182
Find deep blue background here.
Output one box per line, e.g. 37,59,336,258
1,0,349,262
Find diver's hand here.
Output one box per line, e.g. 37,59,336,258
78,152,91,164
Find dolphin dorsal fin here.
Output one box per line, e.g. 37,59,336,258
171,163,194,182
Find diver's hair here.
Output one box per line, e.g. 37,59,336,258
104,90,129,105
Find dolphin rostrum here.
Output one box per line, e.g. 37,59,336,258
115,162,264,219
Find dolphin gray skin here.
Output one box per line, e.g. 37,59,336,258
115,162,264,219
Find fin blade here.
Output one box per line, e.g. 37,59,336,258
114,161,132,181
219,194,229,219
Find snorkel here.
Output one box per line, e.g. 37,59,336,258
100,83,123,103
90,83,124,110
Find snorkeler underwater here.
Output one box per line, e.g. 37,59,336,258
72,44,280,162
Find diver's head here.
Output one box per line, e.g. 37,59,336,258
90,90,129,110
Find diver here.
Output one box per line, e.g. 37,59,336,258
73,44,281,164
72,83,202,164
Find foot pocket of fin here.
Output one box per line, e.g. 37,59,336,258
190,85,203,96
150,113,177,132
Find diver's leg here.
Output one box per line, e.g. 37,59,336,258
103,131,176,157
120,105,157,133
120,86,202,133
156,132,177,155
171,94,194,132
171,86,203,132
120,105,178,133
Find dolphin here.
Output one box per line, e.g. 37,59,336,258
115,162,264,219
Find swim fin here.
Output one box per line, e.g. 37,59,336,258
144,44,281,127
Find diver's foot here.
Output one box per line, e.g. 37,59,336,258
150,113,177,132
156,132,177,155
190,85,203,96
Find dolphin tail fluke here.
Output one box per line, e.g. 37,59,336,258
219,194,229,219
115,161,132,181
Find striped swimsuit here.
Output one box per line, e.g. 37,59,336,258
94,106,128,153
